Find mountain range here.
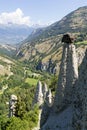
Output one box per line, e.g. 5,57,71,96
0,24,35,45
0,6,87,73
21,6,87,43
16,6,87,72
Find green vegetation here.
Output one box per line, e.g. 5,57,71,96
0,105,39,130
49,75,58,92
11,64,24,77
75,40,87,45
25,78,38,86
0,55,53,130
0,60,7,66
1,6,87,130
0,75,39,130
0,58,57,129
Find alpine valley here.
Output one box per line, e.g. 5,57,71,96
17,6,87,74
0,6,87,130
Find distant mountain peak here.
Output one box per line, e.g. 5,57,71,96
0,24,35,45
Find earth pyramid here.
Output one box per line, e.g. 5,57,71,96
54,34,78,112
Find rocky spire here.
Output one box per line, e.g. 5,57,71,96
33,81,43,107
54,34,78,112
73,49,87,130
40,89,52,127
9,94,17,117
42,83,48,100
46,89,52,107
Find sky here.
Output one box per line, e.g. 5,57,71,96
0,0,87,26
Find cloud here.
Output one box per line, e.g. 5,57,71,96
0,8,31,26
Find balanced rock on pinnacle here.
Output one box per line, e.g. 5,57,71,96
54,34,78,112
62,33,74,43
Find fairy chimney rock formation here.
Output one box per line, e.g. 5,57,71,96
46,89,52,107
42,83,48,100
9,94,17,117
40,89,52,127
54,34,78,112
33,81,43,107
73,49,87,130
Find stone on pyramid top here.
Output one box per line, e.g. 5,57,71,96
62,33,74,43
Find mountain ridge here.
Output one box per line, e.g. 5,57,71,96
17,6,87,73
0,24,35,45
21,6,87,44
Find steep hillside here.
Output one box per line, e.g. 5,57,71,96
17,6,87,72
22,6,87,43
0,55,14,76
0,44,16,57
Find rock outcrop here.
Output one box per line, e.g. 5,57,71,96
40,89,52,127
54,34,78,112
32,82,49,130
32,34,87,130
45,89,53,107
73,49,87,130
36,58,57,74
42,83,48,100
40,34,78,130
9,94,17,117
41,106,73,130
33,81,44,107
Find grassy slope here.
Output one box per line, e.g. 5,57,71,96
25,78,38,86
75,40,87,45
